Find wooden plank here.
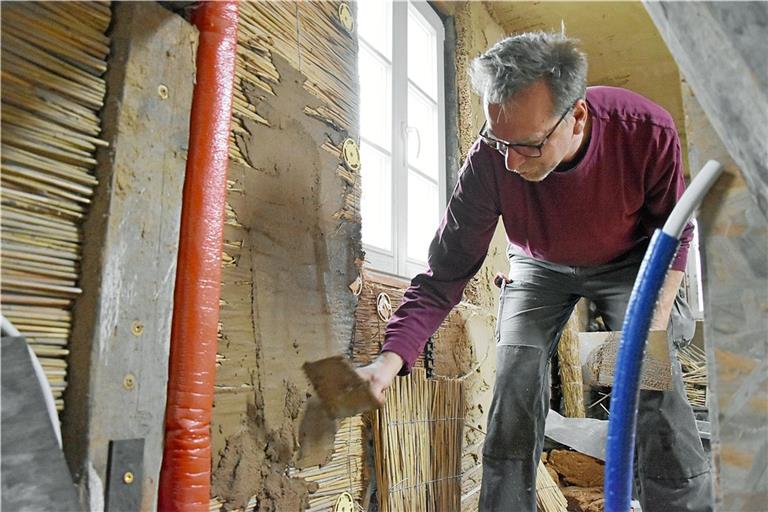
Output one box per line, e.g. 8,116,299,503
60,4,197,510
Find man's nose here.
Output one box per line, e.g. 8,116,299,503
504,148,527,172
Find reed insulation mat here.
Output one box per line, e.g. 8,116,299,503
1,1,112,415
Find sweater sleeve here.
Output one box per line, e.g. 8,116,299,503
381,147,501,374
643,127,694,272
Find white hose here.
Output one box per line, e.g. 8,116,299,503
1,314,21,337
1,314,62,447
663,160,723,238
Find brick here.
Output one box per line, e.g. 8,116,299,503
561,486,604,512
548,450,604,487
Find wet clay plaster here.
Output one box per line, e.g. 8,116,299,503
211,55,360,509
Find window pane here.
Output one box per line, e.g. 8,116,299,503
407,171,438,262
407,4,437,99
358,0,391,60
361,142,392,251
407,85,438,179
359,44,392,151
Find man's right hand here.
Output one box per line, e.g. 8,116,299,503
494,272,511,288
356,351,404,406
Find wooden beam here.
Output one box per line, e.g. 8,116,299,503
61,4,197,509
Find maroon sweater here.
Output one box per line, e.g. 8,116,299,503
382,86,693,372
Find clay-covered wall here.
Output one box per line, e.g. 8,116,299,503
210,3,362,509
441,1,509,325
211,3,505,509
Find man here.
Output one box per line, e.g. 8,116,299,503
358,32,712,511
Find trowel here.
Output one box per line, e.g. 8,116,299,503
296,355,380,467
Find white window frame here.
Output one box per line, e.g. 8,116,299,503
685,219,705,320
359,0,447,278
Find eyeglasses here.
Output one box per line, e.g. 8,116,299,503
479,104,574,158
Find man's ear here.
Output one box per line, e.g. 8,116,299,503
572,99,588,135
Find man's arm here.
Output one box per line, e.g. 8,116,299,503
643,127,694,274
650,269,684,331
644,126,692,331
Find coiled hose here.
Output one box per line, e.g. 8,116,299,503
604,160,723,511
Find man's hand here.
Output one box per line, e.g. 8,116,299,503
356,351,403,406
494,272,511,288
650,269,685,331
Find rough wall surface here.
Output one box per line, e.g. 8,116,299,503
448,3,509,316
683,82,768,510
211,3,361,509
351,274,474,378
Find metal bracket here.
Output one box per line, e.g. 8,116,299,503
425,336,435,378
337,3,354,34
105,438,144,512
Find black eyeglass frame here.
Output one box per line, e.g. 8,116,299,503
478,103,576,158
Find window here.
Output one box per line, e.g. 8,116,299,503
358,1,446,278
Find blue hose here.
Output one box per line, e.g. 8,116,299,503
604,230,679,510
603,160,723,511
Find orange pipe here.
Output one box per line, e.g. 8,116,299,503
158,2,239,510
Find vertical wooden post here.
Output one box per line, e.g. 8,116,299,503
558,300,588,418
62,4,197,510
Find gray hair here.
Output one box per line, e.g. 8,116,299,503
470,32,588,116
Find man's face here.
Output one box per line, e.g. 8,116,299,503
484,80,577,182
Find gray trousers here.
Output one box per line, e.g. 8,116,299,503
479,246,712,511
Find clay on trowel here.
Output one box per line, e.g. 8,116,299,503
296,355,380,467
297,396,338,467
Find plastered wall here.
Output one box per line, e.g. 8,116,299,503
210,4,361,509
